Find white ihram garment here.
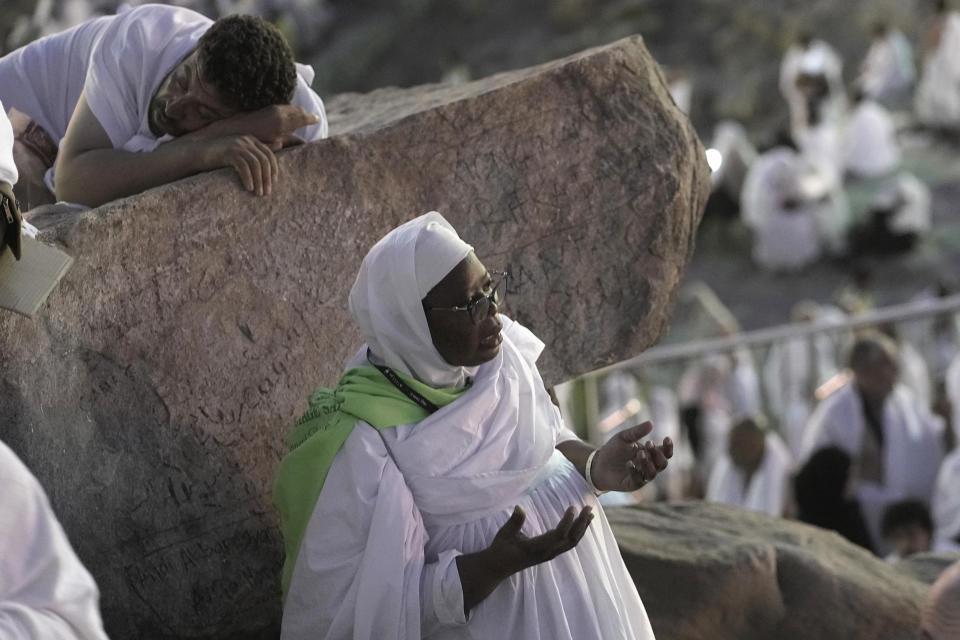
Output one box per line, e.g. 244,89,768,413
0,441,108,640
858,30,914,102
843,100,901,178
706,431,793,517
281,317,655,639
916,12,960,127
800,383,945,552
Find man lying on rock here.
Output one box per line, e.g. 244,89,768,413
0,4,328,210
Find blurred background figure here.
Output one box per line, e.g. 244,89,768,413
779,29,846,144
855,21,914,107
799,332,945,553
794,446,874,552
915,0,960,131
763,300,846,457
705,415,793,517
704,119,757,221
843,90,901,180
880,499,934,560
740,138,849,271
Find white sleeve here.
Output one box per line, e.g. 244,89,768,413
0,443,108,640
280,424,467,640
0,103,17,186
291,63,328,141
84,10,151,148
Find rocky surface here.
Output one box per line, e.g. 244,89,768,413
0,36,707,638
608,502,948,640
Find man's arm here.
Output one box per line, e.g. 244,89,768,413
56,92,308,206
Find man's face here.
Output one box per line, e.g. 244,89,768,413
423,253,504,367
148,50,239,137
886,523,931,558
855,354,899,402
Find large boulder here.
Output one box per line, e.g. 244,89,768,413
608,502,946,640
0,35,708,639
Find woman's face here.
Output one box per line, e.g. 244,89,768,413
423,253,503,367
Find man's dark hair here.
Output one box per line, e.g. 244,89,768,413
881,500,933,538
197,15,297,112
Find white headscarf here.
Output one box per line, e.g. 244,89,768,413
348,212,477,388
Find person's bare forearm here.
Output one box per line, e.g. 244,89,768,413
556,439,593,478
455,547,513,614
55,138,206,207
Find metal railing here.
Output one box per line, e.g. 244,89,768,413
558,293,960,442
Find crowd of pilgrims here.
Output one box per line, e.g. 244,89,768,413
583,279,960,560
697,2,960,273
588,3,960,562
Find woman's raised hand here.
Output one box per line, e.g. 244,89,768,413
591,421,673,492
488,505,593,574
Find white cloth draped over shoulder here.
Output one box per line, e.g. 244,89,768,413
799,383,945,551
706,431,793,517
282,211,655,639
0,441,108,640
0,3,328,190
0,101,17,186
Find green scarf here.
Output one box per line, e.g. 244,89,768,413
273,365,468,597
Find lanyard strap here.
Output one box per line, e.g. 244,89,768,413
368,350,440,414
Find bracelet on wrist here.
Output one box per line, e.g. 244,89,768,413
585,449,607,496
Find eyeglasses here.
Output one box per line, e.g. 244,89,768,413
424,270,510,325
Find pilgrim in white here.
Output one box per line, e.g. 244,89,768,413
275,212,672,640
0,440,109,640
0,3,327,207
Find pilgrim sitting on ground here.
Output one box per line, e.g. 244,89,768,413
0,4,327,210
880,499,935,560
705,415,793,518
274,212,673,639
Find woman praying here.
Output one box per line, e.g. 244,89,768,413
274,211,672,639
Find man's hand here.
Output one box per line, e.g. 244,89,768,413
196,134,280,196
487,505,593,575
188,104,318,150
591,421,673,492
184,105,320,195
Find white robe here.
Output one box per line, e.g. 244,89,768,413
915,12,960,127
740,147,823,270
281,318,656,640
0,441,108,640
779,40,845,138
0,4,328,190
763,326,843,458
858,30,914,102
800,382,945,551
706,431,793,517
0,100,16,185
843,100,901,178
932,448,960,552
